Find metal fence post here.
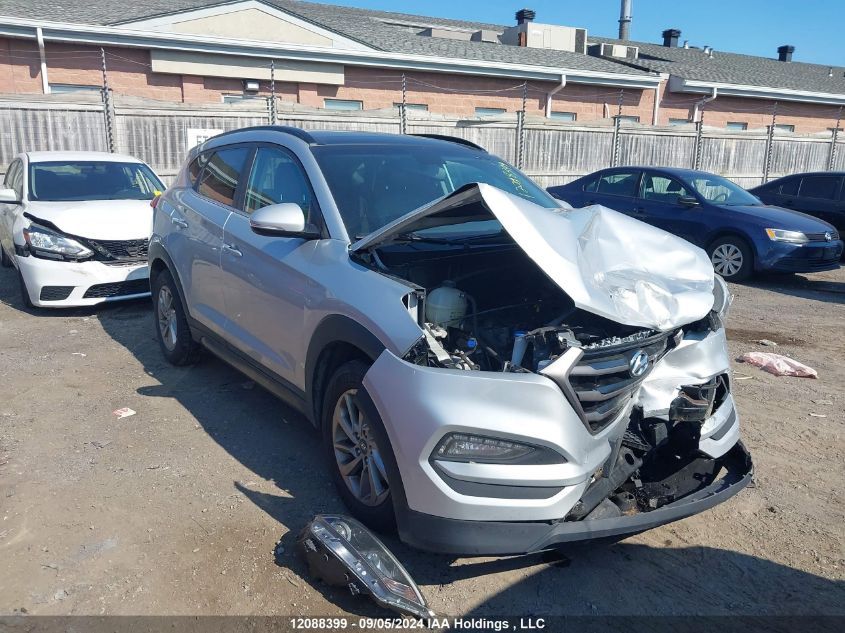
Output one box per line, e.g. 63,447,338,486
100,47,115,153
269,60,277,125
828,106,842,170
399,73,407,135
515,81,527,168
692,118,704,169
763,101,778,183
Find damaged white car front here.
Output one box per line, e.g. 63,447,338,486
352,183,752,555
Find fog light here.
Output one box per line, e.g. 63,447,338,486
434,432,535,462
297,515,433,619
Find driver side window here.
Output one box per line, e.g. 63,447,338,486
641,173,691,203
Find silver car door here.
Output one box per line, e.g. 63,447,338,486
220,144,322,388
168,146,249,338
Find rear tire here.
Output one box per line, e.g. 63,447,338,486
708,236,753,282
322,360,396,532
151,269,201,365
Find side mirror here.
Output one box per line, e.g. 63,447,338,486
249,203,321,239
678,195,699,207
0,188,21,204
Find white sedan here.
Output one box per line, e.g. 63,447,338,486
0,151,164,308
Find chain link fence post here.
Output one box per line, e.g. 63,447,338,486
514,82,527,168
692,117,704,169
763,101,778,183
828,106,842,170
399,73,407,135
100,47,115,153
269,59,277,125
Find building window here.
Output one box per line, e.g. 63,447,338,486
550,111,577,121
393,102,428,111
774,124,795,133
616,115,640,123
49,84,100,94
726,122,748,131
669,118,689,125
324,99,363,111
475,107,507,117
222,94,262,104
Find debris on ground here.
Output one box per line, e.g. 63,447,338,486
737,352,817,378
808,413,827,418
812,399,833,405
754,339,778,347
112,407,137,419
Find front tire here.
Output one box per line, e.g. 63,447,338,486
17,267,34,309
151,269,200,365
0,245,11,268
322,360,396,532
708,236,753,281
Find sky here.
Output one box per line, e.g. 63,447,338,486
317,0,844,66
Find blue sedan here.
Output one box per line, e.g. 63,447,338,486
548,167,843,281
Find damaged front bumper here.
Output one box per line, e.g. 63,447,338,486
361,326,751,555
399,442,752,555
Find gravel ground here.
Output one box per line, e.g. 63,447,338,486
0,264,843,618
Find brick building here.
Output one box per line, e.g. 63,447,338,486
1,0,843,132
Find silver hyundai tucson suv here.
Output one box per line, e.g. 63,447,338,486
149,127,752,555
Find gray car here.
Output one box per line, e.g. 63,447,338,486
149,127,752,555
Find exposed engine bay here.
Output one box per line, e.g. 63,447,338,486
371,240,667,373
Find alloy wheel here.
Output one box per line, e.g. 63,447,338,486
711,243,744,278
331,388,390,507
157,286,178,351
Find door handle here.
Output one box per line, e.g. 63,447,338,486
222,243,242,257
171,216,188,229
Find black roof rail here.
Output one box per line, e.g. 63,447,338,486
210,125,317,145
412,134,487,152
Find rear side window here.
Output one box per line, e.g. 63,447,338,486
799,176,839,200
778,177,800,196
596,171,639,197
196,147,250,207
187,154,209,186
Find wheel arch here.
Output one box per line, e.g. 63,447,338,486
148,241,193,327
305,315,386,431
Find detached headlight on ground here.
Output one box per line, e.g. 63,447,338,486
23,223,93,260
297,515,433,619
711,274,733,321
765,228,808,244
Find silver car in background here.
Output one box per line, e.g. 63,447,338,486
149,127,752,555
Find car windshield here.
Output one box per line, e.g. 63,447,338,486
687,174,761,206
312,143,558,239
29,161,164,202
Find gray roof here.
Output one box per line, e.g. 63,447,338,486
0,0,651,76
591,36,845,96
3,0,843,94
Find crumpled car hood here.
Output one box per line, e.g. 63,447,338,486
24,200,152,241
351,183,715,331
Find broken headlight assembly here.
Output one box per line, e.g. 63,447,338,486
765,228,809,244
23,223,93,261
297,515,434,619
433,432,566,464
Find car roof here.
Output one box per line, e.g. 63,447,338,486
205,126,486,153
25,151,146,164
758,171,845,181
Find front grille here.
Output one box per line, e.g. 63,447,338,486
774,255,840,272
87,238,149,262
804,231,840,242
39,286,74,301
568,331,677,433
82,279,150,299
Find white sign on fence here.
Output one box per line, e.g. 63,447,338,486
186,128,223,150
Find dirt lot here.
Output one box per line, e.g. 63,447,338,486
0,265,843,618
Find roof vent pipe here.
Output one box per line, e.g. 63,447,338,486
777,45,794,62
516,9,536,25
662,28,681,47
619,0,632,41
